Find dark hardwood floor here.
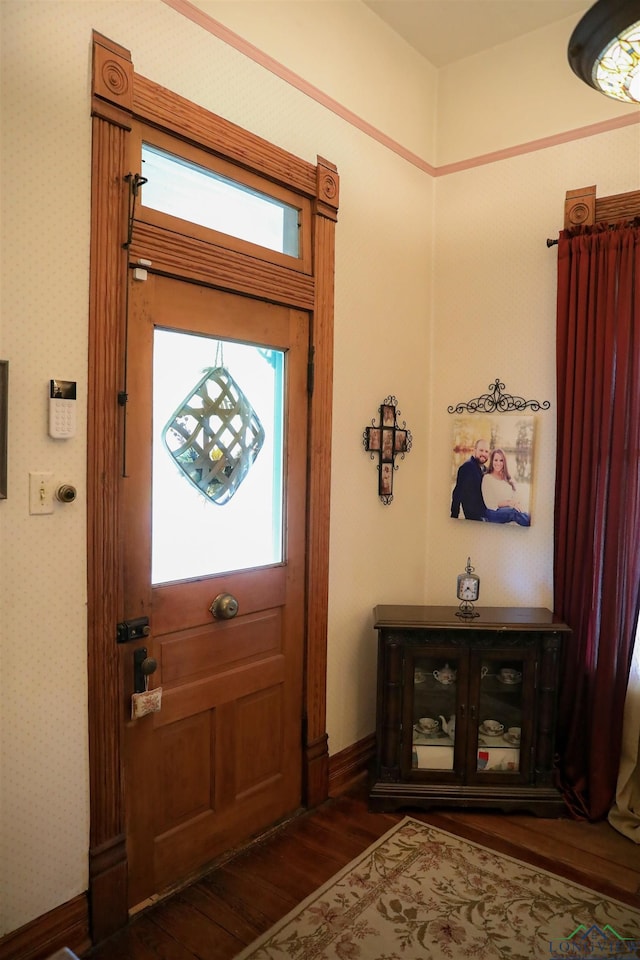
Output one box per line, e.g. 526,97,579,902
88,781,640,960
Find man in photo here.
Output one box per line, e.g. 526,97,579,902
450,438,489,520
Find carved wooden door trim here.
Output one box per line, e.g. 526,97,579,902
88,30,338,941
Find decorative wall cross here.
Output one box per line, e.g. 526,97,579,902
363,396,412,504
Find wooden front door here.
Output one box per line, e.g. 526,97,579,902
121,272,308,908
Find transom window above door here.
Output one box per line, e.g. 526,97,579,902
142,143,300,257
132,126,311,272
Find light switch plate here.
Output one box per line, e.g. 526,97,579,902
29,472,54,515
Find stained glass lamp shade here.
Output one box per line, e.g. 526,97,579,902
568,0,640,103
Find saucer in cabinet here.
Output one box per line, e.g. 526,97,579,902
414,724,442,739
478,722,504,737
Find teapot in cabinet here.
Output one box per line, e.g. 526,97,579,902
433,663,457,685
439,714,456,740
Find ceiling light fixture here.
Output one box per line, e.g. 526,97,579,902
568,0,640,103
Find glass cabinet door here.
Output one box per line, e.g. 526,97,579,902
472,652,529,777
409,652,463,774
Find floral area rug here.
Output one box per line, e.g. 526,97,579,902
233,816,640,960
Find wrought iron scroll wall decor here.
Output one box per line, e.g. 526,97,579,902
447,379,551,415
363,396,412,504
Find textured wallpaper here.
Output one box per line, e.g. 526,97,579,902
1,0,638,938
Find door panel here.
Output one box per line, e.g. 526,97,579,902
122,273,308,907
157,713,212,828
152,567,285,634
159,610,281,685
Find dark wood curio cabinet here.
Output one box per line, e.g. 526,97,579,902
370,606,571,816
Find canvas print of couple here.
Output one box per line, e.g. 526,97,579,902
450,416,533,526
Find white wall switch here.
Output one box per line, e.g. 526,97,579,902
29,471,54,515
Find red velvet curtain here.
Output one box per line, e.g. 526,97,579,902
554,220,640,820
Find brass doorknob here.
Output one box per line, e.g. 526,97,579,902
209,593,239,620
141,656,157,677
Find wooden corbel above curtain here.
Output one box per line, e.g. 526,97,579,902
564,183,640,228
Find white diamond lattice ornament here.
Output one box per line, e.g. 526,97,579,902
162,367,265,505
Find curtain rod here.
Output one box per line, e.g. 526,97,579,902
548,217,640,247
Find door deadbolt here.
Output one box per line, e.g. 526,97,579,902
209,593,239,620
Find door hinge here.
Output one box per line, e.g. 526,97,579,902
117,616,150,644
307,346,315,396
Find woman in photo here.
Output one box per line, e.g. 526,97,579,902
482,448,530,526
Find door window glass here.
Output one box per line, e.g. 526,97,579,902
152,329,284,584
